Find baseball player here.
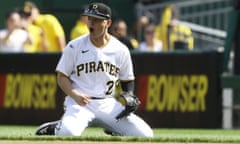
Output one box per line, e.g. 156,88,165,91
35,2,153,137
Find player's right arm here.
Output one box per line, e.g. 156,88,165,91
57,71,90,106
56,40,89,106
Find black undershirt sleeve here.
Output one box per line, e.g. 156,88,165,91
120,80,135,93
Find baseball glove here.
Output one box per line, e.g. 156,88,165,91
116,92,140,120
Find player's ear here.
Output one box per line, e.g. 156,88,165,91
106,19,112,27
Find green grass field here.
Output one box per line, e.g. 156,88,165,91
0,125,240,144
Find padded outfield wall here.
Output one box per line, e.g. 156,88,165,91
0,51,223,128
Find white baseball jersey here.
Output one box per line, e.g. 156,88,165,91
56,34,135,98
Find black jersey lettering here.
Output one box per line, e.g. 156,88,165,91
89,62,96,72
76,61,120,77
76,64,84,76
97,61,105,72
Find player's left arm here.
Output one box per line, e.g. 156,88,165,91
115,45,140,119
116,80,140,120
116,46,140,119
120,80,135,93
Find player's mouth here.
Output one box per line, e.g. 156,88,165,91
89,27,94,32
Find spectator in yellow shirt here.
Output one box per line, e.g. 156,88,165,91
155,5,194,50
20,8,47,53
168,21,194,50
23,1,66,52
70,14,89,40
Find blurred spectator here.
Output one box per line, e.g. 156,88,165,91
19,8,47,53
70,6,89,40
138,24,162,52
70,14,89,40
0,8,31,53
23,1,66,52
155,5,171,51
132,2,156,42
110,19,139,50
155,5,194,50
132,15,150,42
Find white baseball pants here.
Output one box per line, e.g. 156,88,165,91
55,96,153,137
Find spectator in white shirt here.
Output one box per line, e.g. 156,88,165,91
138,24,162,52
0,8,31,53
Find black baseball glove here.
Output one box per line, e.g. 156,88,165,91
116,92,140,120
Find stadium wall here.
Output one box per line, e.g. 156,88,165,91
0,51,223,128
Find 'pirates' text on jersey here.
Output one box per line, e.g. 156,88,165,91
76,61,120,77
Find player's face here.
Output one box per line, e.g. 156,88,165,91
87,16,111,38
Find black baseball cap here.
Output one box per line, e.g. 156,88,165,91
82,2,111,20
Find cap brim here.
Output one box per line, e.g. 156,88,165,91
81,13,108,20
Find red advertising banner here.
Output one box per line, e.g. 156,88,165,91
0,75,6,107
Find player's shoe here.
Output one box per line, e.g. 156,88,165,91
35,121,59,135
104,129,121,136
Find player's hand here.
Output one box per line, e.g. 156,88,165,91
116,92,140,120
72,93,90,106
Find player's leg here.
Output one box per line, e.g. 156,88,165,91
95,98,153,137
115,113,153,137
101,113,153,137
55,96,95,136
35,96,95,136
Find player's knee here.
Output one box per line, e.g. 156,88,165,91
55,126,82,136
143,129,154,137
136,128,153,137
55,122,83,136
127,127,153,137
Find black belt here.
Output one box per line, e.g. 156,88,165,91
90,97,106,100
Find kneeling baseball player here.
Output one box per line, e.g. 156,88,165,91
35,2,153,137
